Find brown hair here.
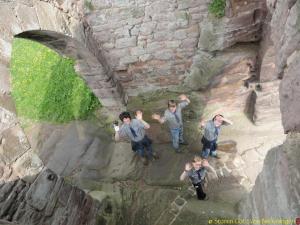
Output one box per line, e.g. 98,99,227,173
168,100,177,108
212,114,224,121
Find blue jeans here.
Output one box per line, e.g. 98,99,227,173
201,137,217,158
131,135,154,158
170,127,184,150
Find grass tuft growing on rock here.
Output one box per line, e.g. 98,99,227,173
10,38,100,123
209,0,226,18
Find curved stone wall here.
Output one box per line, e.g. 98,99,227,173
0,0,123,112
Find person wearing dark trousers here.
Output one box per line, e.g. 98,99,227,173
114,110,158,165
200,114,233,159
180,156,214,200
152,94,190,152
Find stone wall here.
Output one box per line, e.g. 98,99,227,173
86,0,266,96
0,0,124,113
0,1,123,224
276,0,300,133
239,133,300,221
238,0,300,222
0,165,119,225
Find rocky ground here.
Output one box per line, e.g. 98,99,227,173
0,88,284,225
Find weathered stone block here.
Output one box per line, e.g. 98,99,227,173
175,11,189,28
102,42,114,49
139,54,153,62
156,21,177,31
25,169,58,211
0,125,30,163
0,64,11,94
181,37,198,48
146,41,163,53
109,48,129,59
114,26,131,38
173,29,188,40
35,1,67,32
115,36,137,48
186,24,200,38
154,49,174,60
140,22,157,35
153,31,173,41
15,4,40,31
178,0,202,10
130,46,146,56
166,40,182,48
0,4,22,36
119,56,139,65
0,107,16,134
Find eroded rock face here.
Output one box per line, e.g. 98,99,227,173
0,166,119,225
280,51,300,132
239,133,300,220
269,0,300,132
237,0,300,222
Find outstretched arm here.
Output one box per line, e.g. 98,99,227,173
202,159,218,177
136,110,150,129
199,119,207,128
180,163,192,181
152,113,165,124
179,94,190,104
222,117,233,125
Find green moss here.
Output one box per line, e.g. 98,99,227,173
84,0,94,11
10,38,100,123
209,0,226,18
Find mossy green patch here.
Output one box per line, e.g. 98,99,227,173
84,0,94,11
209,0,226,18
10,38,100,123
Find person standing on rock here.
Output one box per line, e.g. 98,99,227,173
200,114,233,159
152,94,190,153
114,110,158,165
180,156,213,200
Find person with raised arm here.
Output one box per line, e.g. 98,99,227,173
180,156,214,200
114,110,158,165
152,94,190,153
200,114,233,159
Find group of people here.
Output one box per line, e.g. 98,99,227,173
113,94,232,199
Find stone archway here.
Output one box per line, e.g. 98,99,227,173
0,1,124,115
15,30,124,111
